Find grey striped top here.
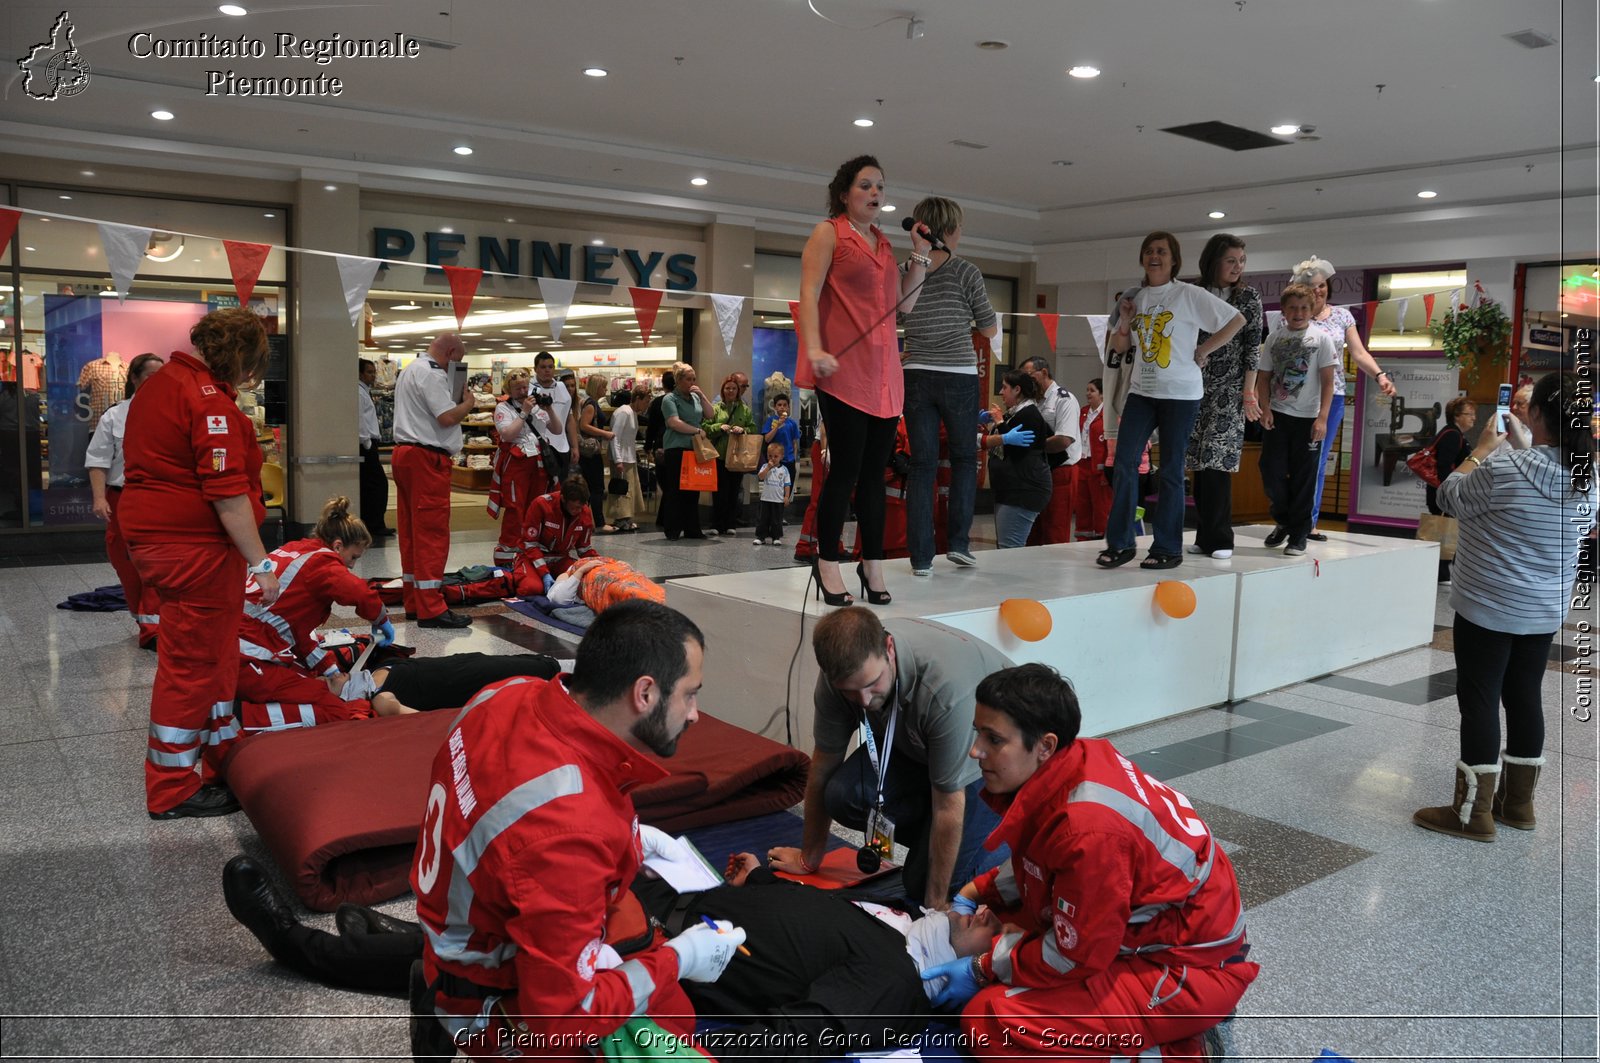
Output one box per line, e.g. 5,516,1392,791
1438,445,1596,634
899,255,997,371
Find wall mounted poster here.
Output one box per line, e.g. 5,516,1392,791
1348,354,1460,527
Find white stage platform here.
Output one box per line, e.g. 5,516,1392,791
666,531,1438,751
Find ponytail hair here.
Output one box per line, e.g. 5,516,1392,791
312,495,372,549
1531,372,1594,490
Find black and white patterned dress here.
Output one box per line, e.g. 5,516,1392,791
1185,284,1263,473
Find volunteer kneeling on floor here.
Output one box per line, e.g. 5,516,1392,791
931,664,1259,1061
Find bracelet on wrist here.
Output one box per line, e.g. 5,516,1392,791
908,252,932,267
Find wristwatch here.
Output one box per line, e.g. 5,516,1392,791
248,557,277,577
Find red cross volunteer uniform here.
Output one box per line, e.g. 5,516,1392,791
392,356,462,621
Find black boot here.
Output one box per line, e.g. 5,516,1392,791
150,784,239,820
223,856,299,958
336,902,422,938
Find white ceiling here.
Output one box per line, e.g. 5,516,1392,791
1,0,1596,257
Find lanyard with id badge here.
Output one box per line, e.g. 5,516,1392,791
857,704,898,873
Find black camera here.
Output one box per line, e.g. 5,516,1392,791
534,392,554,407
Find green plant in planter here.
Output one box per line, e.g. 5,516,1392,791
1430,297,1512,381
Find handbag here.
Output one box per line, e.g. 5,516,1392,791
1416,511,1459,561
679,448,718,491
608,474,628,496
579,435,601,457
1405,432,1452,487
692,432,719,465
726,432,762,473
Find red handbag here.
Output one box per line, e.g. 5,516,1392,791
1406,442,1442,487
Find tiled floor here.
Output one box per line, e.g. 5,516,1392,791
1,517,1596,1062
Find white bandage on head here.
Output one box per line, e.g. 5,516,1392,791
904,911,959,1001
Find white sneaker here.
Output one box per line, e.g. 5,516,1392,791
770,538,783,546
1211,549,1233,559
752,539,765,547
912,567,932,577
946,551,977,567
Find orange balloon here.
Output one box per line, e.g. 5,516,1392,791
999,598,1052,642
1154,580,1197,619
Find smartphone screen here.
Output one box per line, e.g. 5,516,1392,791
1495,383,1512,432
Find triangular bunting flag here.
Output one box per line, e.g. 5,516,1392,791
629,287,664,346
1394,297,1410,334
1448,288,1462,320
336,255,382,329
1086,315,1110,361
1265,310,1284,336
710,293,744,357
1039,314,1061,352
441,265,483,330
0,208,20,261
538,277,578,341
1423,292,1436,327
224,240,272,308
98,223,153,301
989,325,1003,364
1364,301,1378,333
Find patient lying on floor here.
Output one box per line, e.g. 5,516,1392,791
224,840,1000,1057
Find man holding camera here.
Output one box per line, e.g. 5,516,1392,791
769,607,1013,910
530,351,579,484
488,369,552,567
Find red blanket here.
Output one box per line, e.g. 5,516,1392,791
225,708,809,911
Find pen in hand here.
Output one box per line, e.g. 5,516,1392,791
701,913,752,957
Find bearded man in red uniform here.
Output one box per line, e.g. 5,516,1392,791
121,308,279,819
510,480,598,597
409,600,745,1058
927,664,1258,1061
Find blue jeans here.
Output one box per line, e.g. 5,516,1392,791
993,503,1040,549
904,369,979,568
1310,392,1345,527
1108,392,1200,558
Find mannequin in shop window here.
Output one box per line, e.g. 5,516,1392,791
79,350,128,432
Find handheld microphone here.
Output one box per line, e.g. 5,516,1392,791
900,216,947,251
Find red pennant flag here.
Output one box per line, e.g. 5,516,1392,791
0,208,20,260
442,265,483,329
629,287,664,346
1039,313,1061,352
223,240,271,308
1422,292,1436,327
1364,301,1378,333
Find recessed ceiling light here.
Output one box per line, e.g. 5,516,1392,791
1068,65,1100,79
1416,189,1438,199
504,217,515,223
80,169,95,177
323,183,337,191
262,212,275,218
462,332,482,337
24,246,36,252
690,177,708,186
1208,210,1226,219
391,303,420,311
584,67,608,77
58,194,71,200
219,4,247,15
591,238,604,245
1270,124,1299,136
881,204,897,213
440,227,454,233
151,110,175,121
854,118,875,128
453,145,473,156
504,328,529,334
975,40,1009,51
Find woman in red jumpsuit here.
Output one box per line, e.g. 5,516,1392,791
1073,378,1113,540
121,308,278,820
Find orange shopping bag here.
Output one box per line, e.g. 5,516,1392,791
679,449,719,491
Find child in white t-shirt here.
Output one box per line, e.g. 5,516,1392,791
753,442,793,546
1254,283,1339,556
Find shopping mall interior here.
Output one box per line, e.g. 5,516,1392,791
0,1,1595,1060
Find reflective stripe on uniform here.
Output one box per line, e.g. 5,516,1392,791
1068,781,1201,881
134,613,161,625
1040,924,1077,974
147,747,199,768
150,722,200,746
416,579,443,589
426,763,586,969
988,929,1024,984
620,958,655,1015
991,860,1021,905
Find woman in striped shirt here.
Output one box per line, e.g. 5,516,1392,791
1413,372,1596,842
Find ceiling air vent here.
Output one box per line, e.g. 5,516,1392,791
1162,121,1290,152
413,36,459,51
1504,29,1557,49
948,139,988,150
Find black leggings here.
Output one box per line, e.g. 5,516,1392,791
815,391,900,562
1453,613,1555,764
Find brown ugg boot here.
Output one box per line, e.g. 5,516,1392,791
1492,753,1544,830
1413,761,1499,842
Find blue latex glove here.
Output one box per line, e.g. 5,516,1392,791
922,956,982,1009
950,894,979,916
1001,426,1035,447
370,618,395,648
542,574,555,594
976,410,994,426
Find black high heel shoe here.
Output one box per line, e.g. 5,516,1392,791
856,562,892,606
811,559,854,607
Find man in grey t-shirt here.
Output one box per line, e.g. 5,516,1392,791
773,607,1013,909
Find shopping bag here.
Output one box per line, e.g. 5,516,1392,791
679,449,718,491
692,432,719,465
726,432,762,473
1416,511,1458,561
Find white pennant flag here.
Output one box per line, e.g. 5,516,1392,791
990,325,1004,364
98,223,152,301
336,255,382,329
1394,297,1410,334
1266,310,1284,336
710,293,744,357
1448,288,1462,321
539,277,578,340
1086,315,1110,363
